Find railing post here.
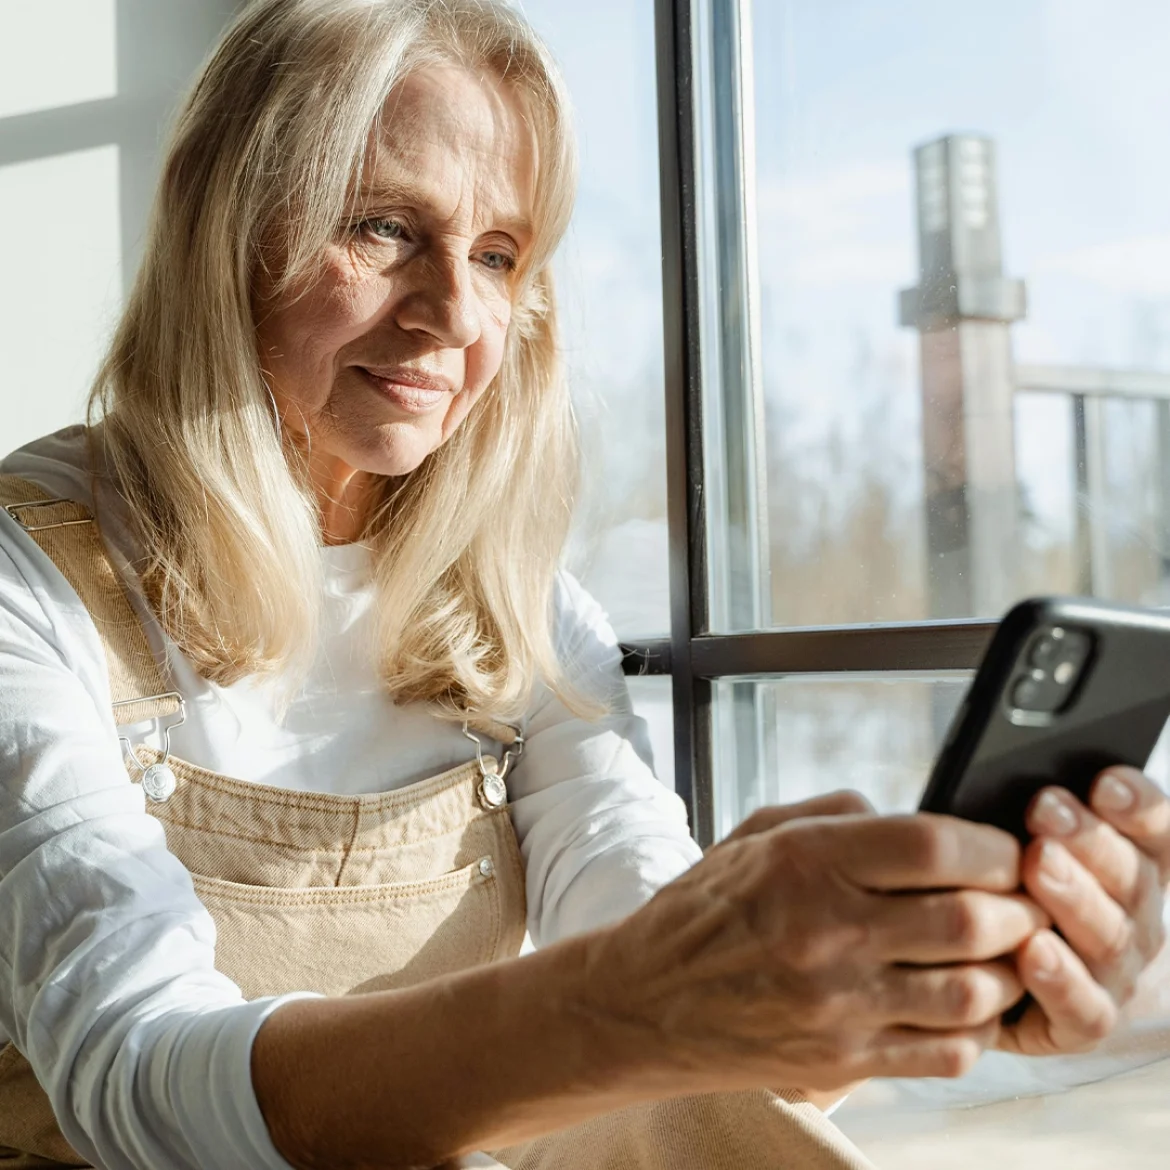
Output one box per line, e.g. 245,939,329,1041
1073,393,1112,597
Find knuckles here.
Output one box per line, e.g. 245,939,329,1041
941,891,995,955
1080,1001,1119,1045
899,816,962,877
945,971,1002,1027
1097,919,1136,973
819,790,874,816
934,1037,983,1079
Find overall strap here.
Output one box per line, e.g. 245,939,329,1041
0,474,178,725
0,474,518,747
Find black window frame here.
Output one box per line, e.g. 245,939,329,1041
617,0,999,848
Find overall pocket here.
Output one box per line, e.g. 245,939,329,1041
190,856,503,998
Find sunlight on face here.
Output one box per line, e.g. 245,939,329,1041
256,65,537,520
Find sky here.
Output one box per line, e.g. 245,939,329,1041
750,0,1170,492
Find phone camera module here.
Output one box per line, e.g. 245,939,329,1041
1011,626,1093,717
1030,628,1067,670
1011,671,1048,710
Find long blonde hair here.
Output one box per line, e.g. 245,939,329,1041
89,0,587,721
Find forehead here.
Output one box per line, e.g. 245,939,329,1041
361,65,537,235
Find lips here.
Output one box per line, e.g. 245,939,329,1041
356,366,451,413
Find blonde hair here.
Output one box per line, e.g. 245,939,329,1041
88,0,588,721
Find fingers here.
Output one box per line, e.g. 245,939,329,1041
1087,767,1170,883
999,930,1119,1057
878,961,1023,1028
834,814,1022,892
868,889,1049,963
720,791,875,846
1025,783,1167,986
1021,838,1147,999
1027,785,1158,915
865,1021,999,1081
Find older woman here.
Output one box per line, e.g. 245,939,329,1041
1,2,1168,1168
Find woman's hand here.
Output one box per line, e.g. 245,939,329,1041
580,792,1048,1099
999,766,1170,1057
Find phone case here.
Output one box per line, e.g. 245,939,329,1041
919,596,1170,839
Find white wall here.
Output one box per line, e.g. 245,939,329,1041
0,0,243,457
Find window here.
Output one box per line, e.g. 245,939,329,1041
643,0,1170,1162
523,0,672,643
750,1,1170,628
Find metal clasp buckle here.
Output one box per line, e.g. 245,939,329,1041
116,692,187,803
462,716,525,810
4,498,93,533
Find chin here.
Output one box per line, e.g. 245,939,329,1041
363,429,441,478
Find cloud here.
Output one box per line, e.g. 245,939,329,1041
755,161,911,243
784,244,910,287
1035,234,1170,297
754,161,915,291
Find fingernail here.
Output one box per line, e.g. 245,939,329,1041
1040,840,1071,887
1030,933,1061,980
1095,772,1136,813
1032,790,1078,837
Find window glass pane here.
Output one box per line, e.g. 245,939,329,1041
521,0,670,638
712,674,970,835
627,675,674,793
714,674,1170,1157
0,147,121,452
0,0,117,119
731,0,1170,629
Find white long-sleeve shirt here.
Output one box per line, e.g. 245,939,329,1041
0,426,702,1170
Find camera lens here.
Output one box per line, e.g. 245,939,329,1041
1030,628,1066,670
1011,673,1045,709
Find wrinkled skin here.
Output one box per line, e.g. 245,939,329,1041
583,768,1169,1099
256,65,535,543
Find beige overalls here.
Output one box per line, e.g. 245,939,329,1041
0,476,877,1170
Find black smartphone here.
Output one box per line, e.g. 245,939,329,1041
919,596,1170,838
919,596,1170,1024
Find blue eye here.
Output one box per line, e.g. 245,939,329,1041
481,251,517,273
363,218,405,240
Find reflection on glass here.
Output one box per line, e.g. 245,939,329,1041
714,671,1170,1165
744,0,1170,628
712,674,969,835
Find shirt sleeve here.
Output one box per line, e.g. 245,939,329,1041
507,573,703,947
0,523,301,1170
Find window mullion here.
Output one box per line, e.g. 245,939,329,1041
654,0,715,846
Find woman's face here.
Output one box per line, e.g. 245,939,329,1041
257,65,536,485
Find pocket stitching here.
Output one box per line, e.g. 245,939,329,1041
189,855,495,907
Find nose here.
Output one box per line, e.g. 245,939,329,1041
394,248,481,350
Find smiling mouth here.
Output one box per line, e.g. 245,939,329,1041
357,367,451,413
